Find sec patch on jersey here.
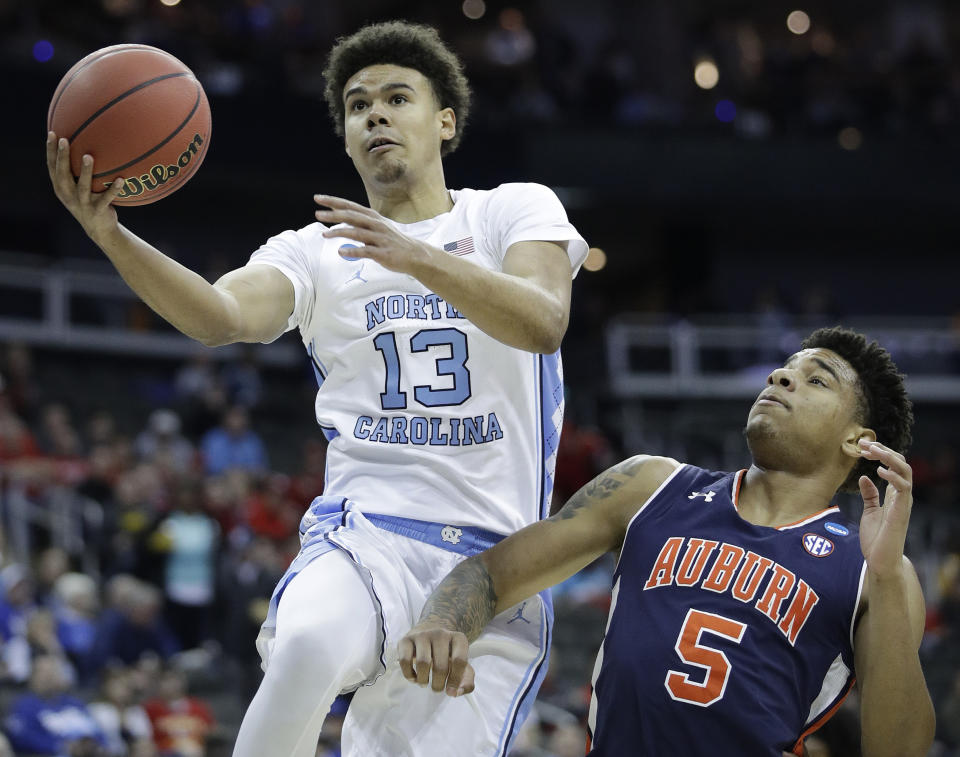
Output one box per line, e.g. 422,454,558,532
802,532,835,557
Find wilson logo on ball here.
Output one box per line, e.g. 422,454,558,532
104,133,204,200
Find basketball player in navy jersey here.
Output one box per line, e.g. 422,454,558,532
400,327,935,757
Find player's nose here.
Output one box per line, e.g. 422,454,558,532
767,367,796,390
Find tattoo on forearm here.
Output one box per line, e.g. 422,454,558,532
556,456,646,521
419,556,497,640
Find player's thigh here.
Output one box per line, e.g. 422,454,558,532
343,599,549,757
272,549,380,674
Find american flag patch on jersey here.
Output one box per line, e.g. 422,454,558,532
443,237,475,256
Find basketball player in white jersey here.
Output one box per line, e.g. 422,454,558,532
46,20,587,757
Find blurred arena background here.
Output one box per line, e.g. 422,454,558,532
1,0,959,755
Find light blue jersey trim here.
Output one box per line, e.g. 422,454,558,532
496,590,554,756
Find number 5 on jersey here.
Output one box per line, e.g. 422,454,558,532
665,609,746,707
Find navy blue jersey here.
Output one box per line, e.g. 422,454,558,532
587,464,865,756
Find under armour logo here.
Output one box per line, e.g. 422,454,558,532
688,491,716,501
507,602,530,624
441,526,463,544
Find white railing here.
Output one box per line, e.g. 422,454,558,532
0,259,300,364
606,317,960,402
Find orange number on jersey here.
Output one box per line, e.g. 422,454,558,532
664,608,747,707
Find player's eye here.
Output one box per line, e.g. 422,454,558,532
350,100,367,111
391,94,408,105
809,376,826,386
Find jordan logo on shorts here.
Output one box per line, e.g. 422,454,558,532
441,525,463,544
507,602,530,624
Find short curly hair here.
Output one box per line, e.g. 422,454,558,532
322,21,472,156
801,326,914,492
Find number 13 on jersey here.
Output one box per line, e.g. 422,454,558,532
373,327,472,410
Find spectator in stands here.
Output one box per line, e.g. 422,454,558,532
36,546,71,605
200,406,267,475
134,410,195,475
220,347,263,409
150,480,219,649
3,607,76,686
1,342,40,422
89,666,154,757
244,473,298,543
91,581,179,668
0,563,35,643
0,396,40,462
3,653,107,756
52,572,101,682
143,667,214,757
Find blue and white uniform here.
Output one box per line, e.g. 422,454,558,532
242,183,587,757
588,464,865,756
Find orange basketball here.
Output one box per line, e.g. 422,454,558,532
47,44,212,206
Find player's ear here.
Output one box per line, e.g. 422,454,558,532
842,427,876,460
439,108,456,144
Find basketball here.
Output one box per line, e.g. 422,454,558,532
47,44,211,206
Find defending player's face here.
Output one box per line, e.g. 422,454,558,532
342,64,456,186
744,348,866,468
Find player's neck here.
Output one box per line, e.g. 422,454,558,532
737,466,839,528
366,172,453,224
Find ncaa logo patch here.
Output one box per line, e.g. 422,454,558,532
824,521,849,536
802,532,835,557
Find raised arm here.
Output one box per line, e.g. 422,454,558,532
397,455,680,696
853,441,935,757
46,133,293,347
313,195,574,353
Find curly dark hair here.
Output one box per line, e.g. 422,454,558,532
801,326,913,492
322,21,471,156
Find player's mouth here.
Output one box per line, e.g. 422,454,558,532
755,391,790,410
367,136,400,153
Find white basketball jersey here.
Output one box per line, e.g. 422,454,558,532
249,183,588,535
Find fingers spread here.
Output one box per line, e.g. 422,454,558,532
858,475,880,506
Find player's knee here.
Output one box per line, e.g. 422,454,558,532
273,624,339,671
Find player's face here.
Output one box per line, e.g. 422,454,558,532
744,348,867,472
342,64,456,186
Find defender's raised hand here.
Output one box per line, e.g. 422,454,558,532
398,622,476,698
857,439,914,580
314,194,435,276
46,132,125,241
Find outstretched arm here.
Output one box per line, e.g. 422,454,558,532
398,455,680,696
854,440,935,757
314,195,573,353
46,133,294,346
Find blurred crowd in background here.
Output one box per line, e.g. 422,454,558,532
4,0,960,139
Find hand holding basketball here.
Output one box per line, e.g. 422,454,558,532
46,132,125,241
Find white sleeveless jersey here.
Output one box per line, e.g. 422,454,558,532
249,183,587,535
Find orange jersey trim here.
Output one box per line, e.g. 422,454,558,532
790,677,856,755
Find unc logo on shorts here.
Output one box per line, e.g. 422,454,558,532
802,532,835,557
824,521,850,536
441,526,463,545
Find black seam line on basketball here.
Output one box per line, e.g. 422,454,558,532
50,45,176,129
93,85,201,178
69,72,191,143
